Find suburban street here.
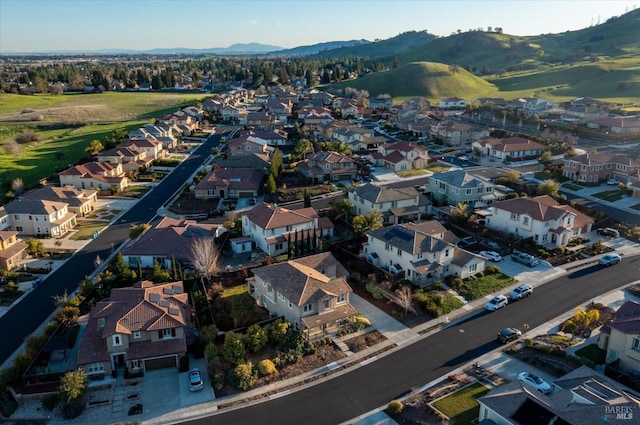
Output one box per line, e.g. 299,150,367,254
0,134,222,365
185,256,640,425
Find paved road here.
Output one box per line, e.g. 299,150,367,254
0,133,222,365
185,255,640,425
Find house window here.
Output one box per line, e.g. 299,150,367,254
397,248,402,256
466,189,472,195
469,263,478,272
278,292,285,301
267,284,273,293
160,328,175,339
87,362,104,373
391,201,398,208
112,335,122,346
337,294,346,303
385,243,391,251
133,331,141,339
98,318,105,328
510,213,517,220
131,360,140,369
303,303,313,313
322,299,330,311
289,301,293,309
523,217,529,225
633,338,640,351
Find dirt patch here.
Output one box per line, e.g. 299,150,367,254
343,330,387,353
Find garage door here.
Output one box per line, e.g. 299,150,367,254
238,192,254,198
145,356,176,370
339,174,352,181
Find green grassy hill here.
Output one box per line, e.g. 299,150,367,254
327,62,496,99
310,31,437,60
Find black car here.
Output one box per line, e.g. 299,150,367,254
208,209,225,218
497,327,522,344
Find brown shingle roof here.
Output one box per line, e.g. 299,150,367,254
244,203,317,230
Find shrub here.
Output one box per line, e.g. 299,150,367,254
222,331,247,366
42,394,59,411
484,265,500,275
524,338,533,347
228,363,257,391
387,400,403,415
243,324,268,353
0,391,18,417
365,283,384,300
257,359,277,377
352,315,371,330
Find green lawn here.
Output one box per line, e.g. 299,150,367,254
424,164,451,173
592,190,624,202
432,383,490,425
396,169,429,177
452,272,517,301
562,183,583,191
70,220,109,240
575,343,607,365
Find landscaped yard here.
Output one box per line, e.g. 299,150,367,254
575,343,607,365
397,169,429,177
450,271,517,301
592,190,624,202
432,382,490,425
70,220,109,240
562,182,583,191
424,163,451,173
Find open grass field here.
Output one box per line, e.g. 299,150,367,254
0,91,204,190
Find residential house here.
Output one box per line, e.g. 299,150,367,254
215,153,272,170
334,98,361,119
202,97,225,114
20,186,97,218
472,136,545,162
562,152,640,184
0,207,8,231
522,97,554,117
58,162,128,192
227,134,274,157
247,252,357,340
368,95,393,110
598,301,640,374
77,280,194,377
439,97,467,109
586,117,640,135
4,199,77,237
332,126,374,145
119,138,164,160
246,111,274,130
299,106,333,132
376,141,429,171
96,147,153,173
265,98,292,122
0,231,28,271
241,129,289,146
473,98,506,107
309,91,335,106
428,170,506,208
479,366,640,424
363,221,485,286
194,168,264,200
242,203,333,256
181,106,204,122
485,195,594,247
121,217,223,269
349,183,430,225
297,151,357,182
221,105,248,124
432,121,490,147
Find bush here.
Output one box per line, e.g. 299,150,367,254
257,359,277,377
387,400,403,414
0,391,18,417
228,363,257,391
484,265,500,275
42,394,59,411
365,283,384,300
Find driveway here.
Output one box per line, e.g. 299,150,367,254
142,356,214,419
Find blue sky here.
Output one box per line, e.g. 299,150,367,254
0,0,637,52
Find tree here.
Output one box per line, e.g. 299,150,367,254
222,331,247,366
243,324,268,353
328,198,354,221
448,64,460,75
11,178,24,196
537,179,560,197
539,151,552,165
60,368,87,402
352,210,383,235
26,239,45,257
303,190,311,208
395,285,414,319
111,252,137,284
293,138,314,160
189,236,219,285
85,140,104,156
266,174,277,195
229,362,257,390
151,261,171,283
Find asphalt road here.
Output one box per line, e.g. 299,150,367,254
0,133,222,364
187,255,640,425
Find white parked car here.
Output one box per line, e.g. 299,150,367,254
518,372,552,394
189,368,204,391
607,178,619,185
479,251,502,262
484,295,508,312
509,284,533,300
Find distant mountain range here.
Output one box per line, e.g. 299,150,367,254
1,43,286,56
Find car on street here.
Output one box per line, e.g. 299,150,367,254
518,372,552,394
509,283,533,300
597,227,620,238
497,327,522,344
599,253,622,266
208,209,225,218
457,155,469,161
189,368,204,391
512,250,540,267
485,295,508,311
479,251,502,262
